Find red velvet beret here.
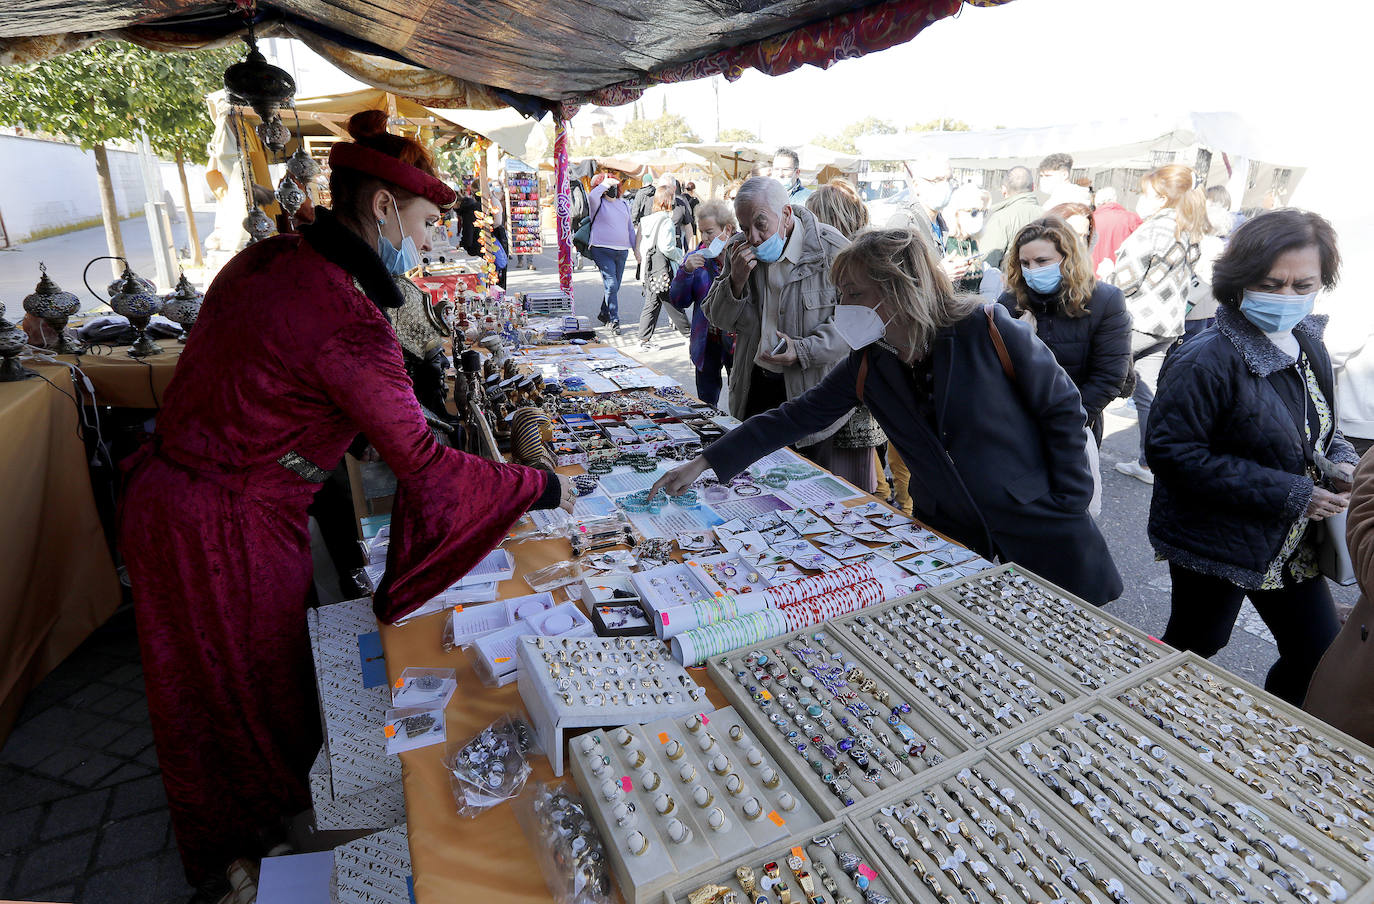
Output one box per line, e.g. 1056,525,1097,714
329,142,457,210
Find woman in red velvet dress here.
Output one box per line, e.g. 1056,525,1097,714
119,111,572,899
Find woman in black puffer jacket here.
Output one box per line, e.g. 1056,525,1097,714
1146,209,1359,705
999,216,1131,445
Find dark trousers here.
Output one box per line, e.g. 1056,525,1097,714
694,340,729,409
1161,561,1339,705
638,288,689,341
743,366,834,469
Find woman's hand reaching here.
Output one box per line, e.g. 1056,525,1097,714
650,456,709,497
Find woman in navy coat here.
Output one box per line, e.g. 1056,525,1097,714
654,228,1122,605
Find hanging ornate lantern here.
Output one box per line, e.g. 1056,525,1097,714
286,147,320,183
257,113,290,153
161,273,203,342
22,262,84,355
223,28,296,123
275,173,305,216
0,302,34,382
107,267,155,299
244,207,276,243
108,267,164,357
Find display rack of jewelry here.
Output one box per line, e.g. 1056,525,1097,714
569,706,825,904
1111,654,1374,866
990,703,1372,904
705,626,968,819
853,753,1156,904
929,566,1170,692
830,594,1082,746
666,820,911,904
517,635,709,775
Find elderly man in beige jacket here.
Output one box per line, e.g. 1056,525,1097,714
703,176,850,467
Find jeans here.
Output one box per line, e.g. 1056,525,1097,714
694,340,729,408
588,246,628,323
1130,335,1174,466
1162,562,1339,705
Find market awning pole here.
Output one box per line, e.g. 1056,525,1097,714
554,109,573,297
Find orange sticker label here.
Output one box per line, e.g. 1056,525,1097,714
657,732,670,744
761,689,773,701
394,678,404,689
453,604,463,613
494,656,511,664
791,847,806,862
383,725,397,738
768,811,785,826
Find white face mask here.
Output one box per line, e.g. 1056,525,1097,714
1136,194,1165,218
833,304,891,350
699,236,728,259
918,180,953,212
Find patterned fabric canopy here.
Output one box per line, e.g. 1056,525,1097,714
0,0,1016,115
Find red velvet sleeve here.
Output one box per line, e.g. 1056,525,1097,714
315,320,550,623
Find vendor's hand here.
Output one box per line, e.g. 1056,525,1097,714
650,456,709,497
556,473,576,513
1332,462,1356,493
728,241,758,296
756,330,800,368
1306,486,1350,520
682,252,706,273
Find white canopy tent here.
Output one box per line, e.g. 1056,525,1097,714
674,142,863,184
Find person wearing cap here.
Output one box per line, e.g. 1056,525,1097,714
118,109,573,898
586,172,639,332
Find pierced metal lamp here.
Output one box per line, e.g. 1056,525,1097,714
0,302,34,382
22,262,84,355
223,26,296,123
108,267,164,357
275,173,305,216
161,273,203,342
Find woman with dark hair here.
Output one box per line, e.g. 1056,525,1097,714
637,184,688,345
656,228,1122,604
1000,216,1131,446
1146,208,1358,705
119,109,572,898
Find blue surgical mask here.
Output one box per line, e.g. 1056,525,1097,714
754,228,786,263
699,236,727,259
1239,289,1317,333
376,196,421,276
1022,262,1063,295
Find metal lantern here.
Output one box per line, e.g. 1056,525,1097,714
22,262,84,355
223,31,296,123
286,147,320,182
244,206,276,243
275,173,305,216
257,113,290,153
108,268,164,357
107,267,156,300
0,302,34,382
161,273,203,342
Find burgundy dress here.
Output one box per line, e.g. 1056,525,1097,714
119,210,551,884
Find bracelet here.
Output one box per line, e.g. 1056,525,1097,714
572,474,600,496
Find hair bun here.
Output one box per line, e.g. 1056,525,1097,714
346,109,390,141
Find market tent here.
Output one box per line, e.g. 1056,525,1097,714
0,1,1013,114
676,141,861,182
856,112,1312,168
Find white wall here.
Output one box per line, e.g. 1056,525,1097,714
0,134,209,243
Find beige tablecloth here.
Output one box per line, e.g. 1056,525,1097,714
32,343,184,409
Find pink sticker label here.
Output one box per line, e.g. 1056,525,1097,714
621,776,633,791
857,864,877,882
700,714,709,725
661,612,670,625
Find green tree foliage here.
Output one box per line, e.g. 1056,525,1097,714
570,112,700,157
718,127,759,143
908,118,972,132
813,116,897,154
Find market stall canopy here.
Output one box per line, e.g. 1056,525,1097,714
677,142,861,180
856,112,1314,169
0,0,1014,115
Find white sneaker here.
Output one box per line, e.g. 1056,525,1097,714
1114,460,1154,485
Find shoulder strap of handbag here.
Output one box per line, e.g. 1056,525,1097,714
586,191,606,229
854,349,870,399
984,303,1016,381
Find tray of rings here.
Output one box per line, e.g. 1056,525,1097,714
664,820,913,904
988,702,1374,904
853,752,1162,904
928,565,1174,693
830,593,1083,746
705,625,969,819
1110,653,1374,868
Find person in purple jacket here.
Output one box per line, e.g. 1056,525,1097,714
669,199,738,407
587,173,641,332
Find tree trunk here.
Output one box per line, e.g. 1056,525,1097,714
92,142,125,279
176,149,203,268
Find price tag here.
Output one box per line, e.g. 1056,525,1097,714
791,847,806,862
453,604,463,613
494,656,511,664
700,714,710,725
658,732,669,744
621,776,633,791
768,811,785,827
383,725,397,738
661,612,670,626
761,690,773,701
857,863,877,881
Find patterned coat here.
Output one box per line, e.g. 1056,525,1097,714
1107,208,1199,340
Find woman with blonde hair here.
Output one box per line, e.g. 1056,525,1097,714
1001,216,1131,446
654,228,1122,604
1107,163,1208,483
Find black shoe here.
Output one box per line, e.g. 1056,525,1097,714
611,320,621,335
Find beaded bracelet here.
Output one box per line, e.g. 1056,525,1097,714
572,474,599,497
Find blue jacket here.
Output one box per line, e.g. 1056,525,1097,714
704,303,1122,604
1146,305,1359,588
668,244,735,371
